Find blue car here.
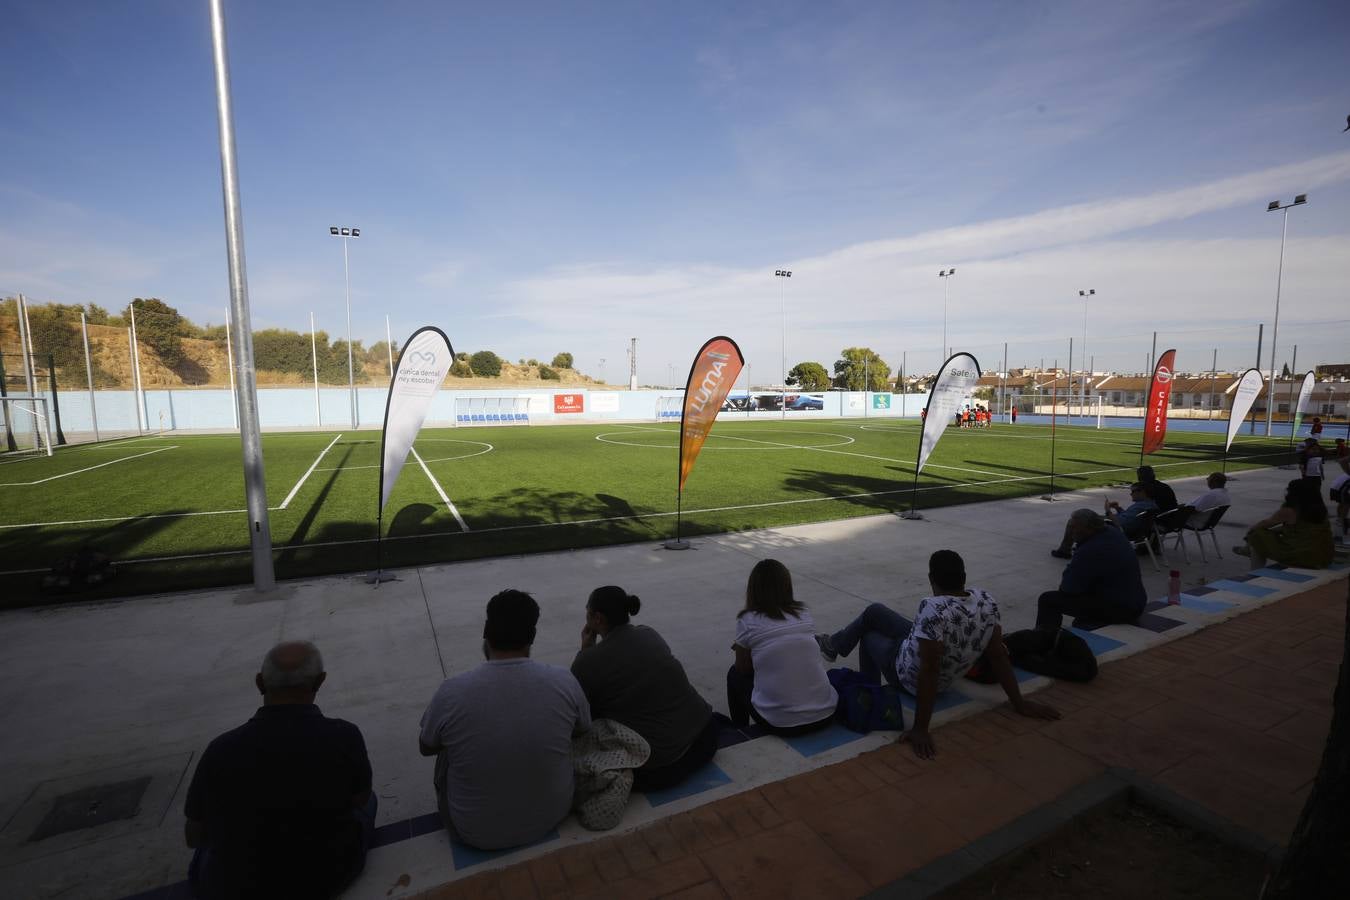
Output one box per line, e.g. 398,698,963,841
788,395,824,410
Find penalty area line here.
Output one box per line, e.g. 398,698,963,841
0,445,177,487
411,447,469,531
279,433,343,510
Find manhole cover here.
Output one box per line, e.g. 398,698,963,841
28,776,152,842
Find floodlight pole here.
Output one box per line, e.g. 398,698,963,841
1078,289,1093,419
128,299,148,433
1265,194,1307,437
310,311,321,428
775,269,791,418
209,0,275,591
328,227,360,429
938,269,955,364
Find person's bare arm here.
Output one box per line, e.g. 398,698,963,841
900,639,943,759
984,627,1060,721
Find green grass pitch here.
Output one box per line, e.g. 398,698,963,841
0,418,1287,602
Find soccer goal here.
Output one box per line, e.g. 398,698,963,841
656,394,683,422
1,395,55,458
454,396,530,426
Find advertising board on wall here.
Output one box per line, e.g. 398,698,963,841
553,393,585,414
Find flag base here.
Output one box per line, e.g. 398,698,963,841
663,539,692,550
898,510,924,520
364,569,398,584
1039,494,1068,502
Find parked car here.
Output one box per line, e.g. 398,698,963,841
788,394,824,410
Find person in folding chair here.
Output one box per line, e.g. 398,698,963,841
1052,483,1156,559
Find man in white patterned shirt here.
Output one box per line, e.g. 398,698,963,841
817,550,1058,759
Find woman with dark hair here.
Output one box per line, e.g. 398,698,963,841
572,586,717,792
1234,479,1334,569
726,559,837,735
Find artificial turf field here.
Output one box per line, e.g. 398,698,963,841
0,417,1288,603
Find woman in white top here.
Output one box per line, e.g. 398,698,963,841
727,559,837,735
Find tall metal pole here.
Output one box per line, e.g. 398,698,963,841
775,269,791,419
1067,337,1073,422
1001,342,1008,423
311,311,321,428
224,307,238,430
1286,345,1298,444
80,311,100,442
1266,208,1288,437
209,0,274,591
127,326,142,434
1209,348,1217,421
343,236,356,428
128,300,146,432
900,351,907,417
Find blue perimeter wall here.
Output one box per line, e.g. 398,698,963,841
43,388,927,434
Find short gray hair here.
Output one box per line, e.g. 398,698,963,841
1070,508,1104,530
260,641,324,691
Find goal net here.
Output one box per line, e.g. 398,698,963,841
453,396,530,426
1,395,55,458
656,394,683,421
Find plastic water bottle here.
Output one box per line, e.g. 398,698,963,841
1167,569,1181,606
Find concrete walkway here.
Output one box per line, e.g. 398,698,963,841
0,465,1343,899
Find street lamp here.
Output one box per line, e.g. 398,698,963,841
1264,194,1307,436
938,268,956,361
775,269,792,418
1078,289,1094,418
329,225,361,428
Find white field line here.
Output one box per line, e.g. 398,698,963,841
67,435,168,452
613,423,1006,477
0,446,177,487
0,506,249,530
315,440,494,472
0,450,1290,574
278,434,343,510
411,446,469,531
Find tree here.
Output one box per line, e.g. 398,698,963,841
1265,578,1350,899
788,361,831,391
551,352,574,369
124,298,186,367
832,347,891,391
450,359,473,378
469,350,502,377
539,365,560,381
85,303,111,325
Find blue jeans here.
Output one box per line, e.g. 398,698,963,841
828,603,911,687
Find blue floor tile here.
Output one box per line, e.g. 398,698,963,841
782,722,871,757
1132,611,1184,633
1068,628,1127,655
1207,579,1278,598
450,829,558,870
1250,568,1316,582
1179,594,1238,613
643,761,733,807
1184,585,1216,595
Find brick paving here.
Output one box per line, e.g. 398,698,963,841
417,578,1345,899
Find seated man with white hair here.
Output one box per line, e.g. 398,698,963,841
184,641,375,899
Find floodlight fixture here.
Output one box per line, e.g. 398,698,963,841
329,226,339,235
1294,194,1307,205
1267,201,1280,211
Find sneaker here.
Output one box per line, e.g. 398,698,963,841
1050,548,1073,560
814,633,838,663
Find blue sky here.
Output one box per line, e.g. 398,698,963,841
2,0,1348,384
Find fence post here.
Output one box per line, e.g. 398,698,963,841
47,354,67,445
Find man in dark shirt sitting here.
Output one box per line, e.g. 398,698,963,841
184,641,375,899
1038,509,1148,631
1136,465,1177,513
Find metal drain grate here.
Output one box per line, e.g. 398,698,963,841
28,776,152,842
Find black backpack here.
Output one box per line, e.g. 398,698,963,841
1004,628,1098,682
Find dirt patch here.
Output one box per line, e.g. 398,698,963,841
939,801,1268,899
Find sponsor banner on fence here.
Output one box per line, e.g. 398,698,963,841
917,352,981,474
1141,349,1177,456
873,394,892,410
1225,368,1265,450
679,336,745,490
1292,371,1316,433
553,393,585,413
590,392,620,413
380,326,455,510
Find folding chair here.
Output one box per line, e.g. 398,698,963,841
1154,505,1194,565
1127,510,1162,572
1179,505,1230,563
